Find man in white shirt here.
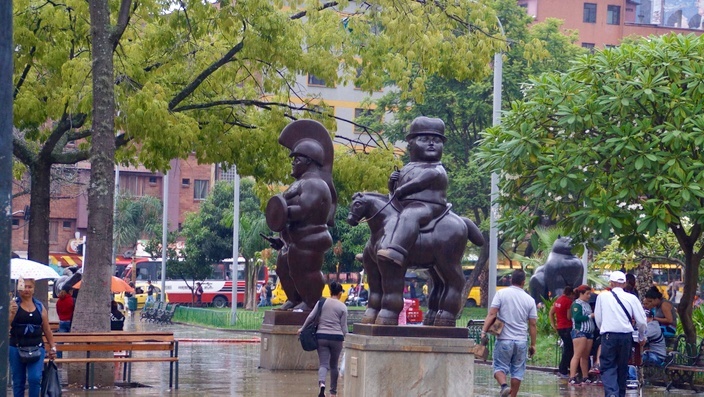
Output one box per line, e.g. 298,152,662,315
481,269,537,397
594,271,647,397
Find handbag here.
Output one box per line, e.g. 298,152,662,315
17,345,42,364
40,360,62,397
486,317,505,336
299,298,326,351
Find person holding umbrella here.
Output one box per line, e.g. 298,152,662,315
9,278,57,397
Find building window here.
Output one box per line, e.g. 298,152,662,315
12,218,19,227
62,220,72,229
194,179,209,200
607,5,621,25
582,43,596,50
181,178,190,187
354,108,374,133
120,175,145,196
584,3,597,23
148,176,157,185
307,74,326,86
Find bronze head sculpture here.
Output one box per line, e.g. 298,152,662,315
347,116,484,326
264,120,336,310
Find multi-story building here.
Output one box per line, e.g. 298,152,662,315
11,155,214,265
519,0,704,48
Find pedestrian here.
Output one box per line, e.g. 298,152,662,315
481,269,537,397
55,288,74,358
195,282,204,304
9,278,57,397
569,285,596,386
642,309,666,367
298,281,348,397
146,280,155,304
549,286,574,379
643,286,678,338
110,300,125,331
624,273,639,299
594,271,647,397
409,279,417,299
265,282,273,306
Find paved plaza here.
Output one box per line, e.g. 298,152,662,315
42,316,700,396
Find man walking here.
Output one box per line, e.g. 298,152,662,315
594,271,647,397
482,269,537,397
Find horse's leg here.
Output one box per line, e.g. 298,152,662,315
433,242,465,327
374,260,405,325
362,247,382,324
423,267,442,326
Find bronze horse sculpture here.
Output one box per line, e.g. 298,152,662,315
347,192,485,326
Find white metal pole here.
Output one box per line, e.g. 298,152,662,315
488,49,502,308
112,165,119,276
582,244,589,285
231,167,240,325
160,170,169,302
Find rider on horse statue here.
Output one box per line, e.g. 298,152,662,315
377,116,449,267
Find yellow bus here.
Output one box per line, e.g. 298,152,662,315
463,260,517,307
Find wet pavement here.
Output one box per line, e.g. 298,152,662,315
44,315,702,396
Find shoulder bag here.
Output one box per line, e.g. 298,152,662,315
299,298,326,351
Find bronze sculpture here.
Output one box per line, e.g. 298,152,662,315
347,117,484,326
529,236,584,303
264,120,337,310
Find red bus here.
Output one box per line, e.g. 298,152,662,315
117,257,268,307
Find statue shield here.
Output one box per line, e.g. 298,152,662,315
265,194,288,232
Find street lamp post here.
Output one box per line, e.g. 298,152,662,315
488,18,505,309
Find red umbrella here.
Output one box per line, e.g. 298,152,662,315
73,276,135,293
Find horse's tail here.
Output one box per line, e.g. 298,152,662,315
462,217,485,246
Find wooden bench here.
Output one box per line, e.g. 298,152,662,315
664,336,704,391
46,331,179,389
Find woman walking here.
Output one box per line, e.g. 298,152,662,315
569,285,595,386
9,278,57,397
299,281,348,397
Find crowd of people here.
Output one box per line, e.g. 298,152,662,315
482,268,682,397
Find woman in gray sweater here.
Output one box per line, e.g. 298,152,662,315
299,281,348,397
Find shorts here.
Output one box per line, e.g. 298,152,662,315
571,329,594,340
493,339,528,380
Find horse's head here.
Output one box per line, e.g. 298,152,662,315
347,192,369,226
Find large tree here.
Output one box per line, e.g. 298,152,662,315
365,0,584,305
479,33,704,343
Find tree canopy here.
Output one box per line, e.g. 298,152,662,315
479,33,704,341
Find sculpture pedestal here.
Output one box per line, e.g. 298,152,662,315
343,324,476,396
259,310,319,370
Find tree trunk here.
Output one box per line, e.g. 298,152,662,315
679,250,701,345
634,259,653,299
26,161,53,306
69,0,116,385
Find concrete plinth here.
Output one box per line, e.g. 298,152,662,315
259,310,319,370
343,325,476,396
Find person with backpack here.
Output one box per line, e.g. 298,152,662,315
8,278,57,397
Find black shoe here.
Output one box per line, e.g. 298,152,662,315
318,383,325,397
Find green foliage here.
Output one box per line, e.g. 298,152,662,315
324,205,370,274
113,194,163,250
479,33,704,341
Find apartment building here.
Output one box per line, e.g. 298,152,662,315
11,155,214,265
519,0,704,48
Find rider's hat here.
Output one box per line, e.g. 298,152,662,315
406,116,446,142
289,138,325,166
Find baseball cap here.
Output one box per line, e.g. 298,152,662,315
609,271,627,283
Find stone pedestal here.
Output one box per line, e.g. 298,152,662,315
343,324,476,396
259,310,319,370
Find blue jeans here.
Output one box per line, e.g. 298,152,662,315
9,345,46,397
493,339,528,380
56,320,71,358
600,332,632,397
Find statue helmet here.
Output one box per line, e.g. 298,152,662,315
406,116,446,142
290,138,325,166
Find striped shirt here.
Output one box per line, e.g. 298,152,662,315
571,298,594,334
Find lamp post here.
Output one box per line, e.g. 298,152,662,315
488,18,505,308
230,166,240,325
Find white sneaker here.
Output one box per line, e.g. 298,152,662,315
626,380,639,389
500,385,511,397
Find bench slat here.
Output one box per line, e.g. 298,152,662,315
50,335,175,343
57,344,174,352
48,357,178,364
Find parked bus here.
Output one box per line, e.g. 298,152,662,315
117,257,268,307
463,261,516,307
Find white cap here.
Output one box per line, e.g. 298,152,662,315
609,271,626,283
